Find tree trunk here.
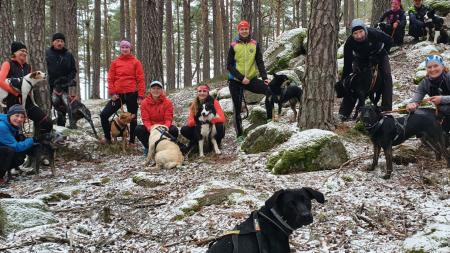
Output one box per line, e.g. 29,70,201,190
14,0,26,43
130,0,136,47
0,0,14,61
28,0,46,71
124,0,131,40
348,0,355,28
201,0,210,80
66,0,80,96
371,0,389,27
56,0,67,34
229,0,233,39
104,0,111,68
166,0,176,90
299,0,339,130
142,0,164,84
136,0,142,59
183,0,192,87
275,0,282,36
195,22,201,83
176,0,181,88
221,0,229,73
343,0,349,33
301,0,307,28
91,0,101,99
212,0,223,77
241,0,252,23
120,0,126,39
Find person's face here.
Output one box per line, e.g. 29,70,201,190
150,86,163,97
52,39,65,50
9,113,26,127
352,29,366,42
121,46,131,55
239,27,250,38
426,62,444,79
14,49,28,63
391,1,400,10
413,0,422,8
197,88,209,100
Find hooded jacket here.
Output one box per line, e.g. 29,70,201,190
187,96,226,127
107,54,145,97
140,93,173,131
0,114,33,152
411,72,450,104
46,46,77,89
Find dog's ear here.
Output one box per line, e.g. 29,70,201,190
265,189,285,208
302,187,325,204
30,72,38,79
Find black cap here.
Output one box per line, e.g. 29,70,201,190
52,32,66,42
11,41,27,55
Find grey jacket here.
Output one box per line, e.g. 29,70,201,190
411,72,450,104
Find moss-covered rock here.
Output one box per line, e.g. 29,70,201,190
402,223,450,253
40,192,70,204
0,198,58,236
217,86,231,100
248,106,267,125
132,172,166,188
242,122,296,154
276,69,302,86
267,129,348,174
427,0,450,16
414,70,427,84
244,90,266,104
409,42,444,60
264,28,307,74
288,55,306,69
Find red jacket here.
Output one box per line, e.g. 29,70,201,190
107,54,145,97
141,93,174,131
187,99,226,127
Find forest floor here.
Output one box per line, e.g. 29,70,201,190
0,41,450,253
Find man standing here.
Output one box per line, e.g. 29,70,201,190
227,20,272,141
46,32,77,127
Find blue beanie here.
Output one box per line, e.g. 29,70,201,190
7,104,26,118
426,55,445,67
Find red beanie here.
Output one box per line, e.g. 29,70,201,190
237,20,250,31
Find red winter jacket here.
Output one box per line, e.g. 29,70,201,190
141,93,174,131
107,54,145,97
187,98,226,127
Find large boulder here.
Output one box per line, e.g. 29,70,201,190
428,0,450,16
402,223,450,253
242,122,297,154
276,69,302,86
288,54,306,69
243,106,267,135
0,198,58,236
267,129,348,174
217,86,231,100
408,41,444,60
244,90,266,104
263,28,307,74
219,98,234,118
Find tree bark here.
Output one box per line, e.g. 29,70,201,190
166,0,176,90
176,0,181,88
212,0,223,77
104,0,111,68
299,0,339,130
229,0,233,39
195,22,201,82
301,0,307,28
183,0,192,87
275,0,282,36
14,0,26,43
136,0,143,59
130,0,136,47
120,0,126,39
221,0,229,73
241,0,252,23
124,0,131,40
201,0,210,80
0,0,14,61
56,0,67,34
65,0,80,96
91,0,101,99
348,0,355,28
28,0,46,71
142,0,164,84
343,0,349,33
370,0,390,27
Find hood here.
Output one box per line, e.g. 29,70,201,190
0,114,18,133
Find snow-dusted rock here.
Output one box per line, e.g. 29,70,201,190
132,172,167,188
219,98,234,117
429,0,450,16
263,28,307,74
39,192,70,204
414,70,427,84
402,223,450,253
288,54,306,69
0,198,58,236
217,86,231,100
248,106,267,125
242,122,297,154
244,90,266,104
267,129,348,174
338,58,344,76
408,41,444,59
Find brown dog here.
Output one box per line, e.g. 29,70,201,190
110,112,135,151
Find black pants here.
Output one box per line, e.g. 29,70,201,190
339,54,393,118
409,17,444,39
0,146,31,178
229,78,272,136
379,23,405,45
5,95,53,135
100,92,138,143
180,123,225,146
135,124,179,149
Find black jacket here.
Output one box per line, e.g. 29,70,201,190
379,9,406,28
409,4,434,26
46,47,77,89
342,28,393,79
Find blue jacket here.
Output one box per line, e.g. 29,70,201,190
0,114,33,152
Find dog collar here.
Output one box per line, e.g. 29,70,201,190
258,208,294,235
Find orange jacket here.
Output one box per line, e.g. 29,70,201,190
141,93,173,131
187,99,226,127
0,60,26,97
107,54,145,97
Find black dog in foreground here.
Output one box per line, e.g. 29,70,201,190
360,105,450,179
268,74,303,122
207,188,325,253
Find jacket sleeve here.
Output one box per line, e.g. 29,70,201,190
0,61,19,97
164,100,174,128
410,80,428,103
342,38,353,79
379,11,388,23
107,61,116,96
187,105,196,127
211,99,226,124
0,124,34,152
68,53,77,82
226,45,245,81
135,60,145,97
373,28,393,53
399,11,407,28
255,43,268,80
141,101,153,131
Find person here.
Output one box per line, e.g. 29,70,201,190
0,41,53,135
135,81,179,152
46,32,78,127
408,0,444,42
378,0,406,46
100,40,144,145
407,55,450,132
0,105,37,186
227,20,272,140
338,19,394,121
180,84,226,153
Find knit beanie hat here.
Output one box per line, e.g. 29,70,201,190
7,104,26,118
351,19,368,34
52,32,66,42
237,20,250,30
11,41,27,55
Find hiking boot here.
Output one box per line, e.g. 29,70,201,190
99,138,112,145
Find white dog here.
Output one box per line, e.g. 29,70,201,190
196,102,221,157
0,71,46,109
145,124,183,169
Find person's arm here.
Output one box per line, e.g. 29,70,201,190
107,61,117,96
211,99,226,124
68,53,77,84
0,61,19,96
373,28,393,53
399,10,407,28
255,43,268,80
0,125,34,152
141,101,152,131
410,81,428,103
342,38,353,80
226,45,245,81
187,104,196,127
135,60,145,98
164,100,174,128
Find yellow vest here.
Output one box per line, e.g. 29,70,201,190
231,39,258,80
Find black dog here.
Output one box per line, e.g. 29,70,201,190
437,25,450,44
360,104,450,179
268,74,303,122
207,188,325,253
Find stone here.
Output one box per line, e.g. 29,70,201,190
244,90,266,104
217,86,231,100
267,129,349,174
40,192,70,204
408,41,444,60
219,98,234,118
132,172,167,188
428,0,450,16
337,58,344,76
276,69,302,86
414,70,427,84
242,122,297,154
288,54,306,69
402,223,450,253
248,106,267,125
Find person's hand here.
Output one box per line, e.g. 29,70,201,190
406,102,419,111
242,77,250,85
393,22,398,29
428,96,442,105
111,94,119,101
264,79,270,86
137,96,143,105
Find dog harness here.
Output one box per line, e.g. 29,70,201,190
154,126,178,150
112,118,129,137
365,114,408,143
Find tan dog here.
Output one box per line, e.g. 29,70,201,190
145,124,183,169
110,112,135,151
